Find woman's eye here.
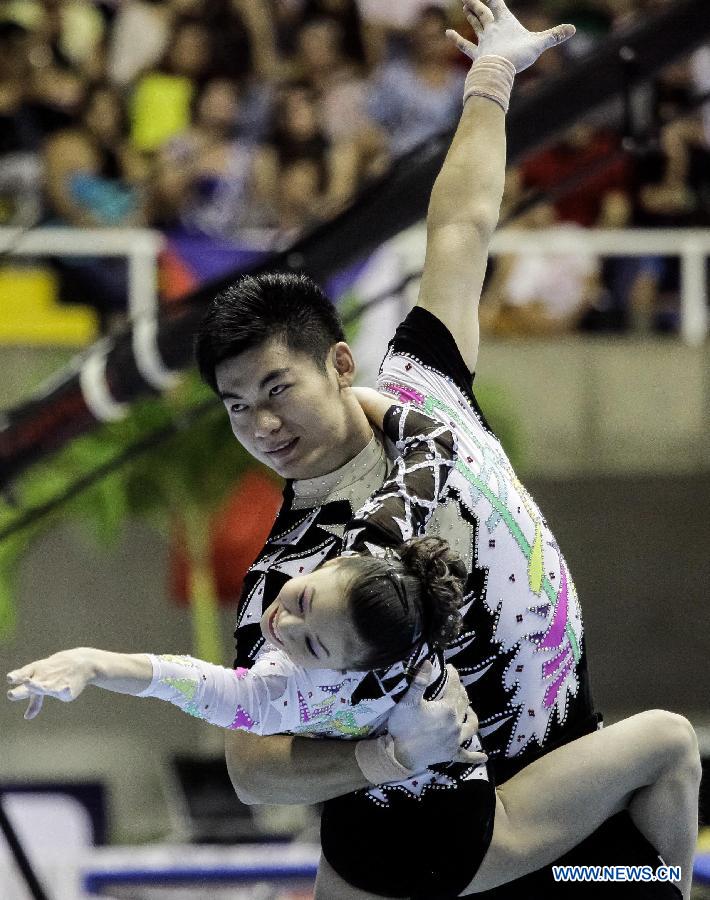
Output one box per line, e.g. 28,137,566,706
270,384,290,397
305,636,317,658
230,403,247,414
298,591,305,613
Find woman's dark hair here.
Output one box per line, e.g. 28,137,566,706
195,272,345,393
340,537,466,670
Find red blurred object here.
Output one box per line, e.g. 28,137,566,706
170,469,283,606
159,246,198,302
521,128,632,228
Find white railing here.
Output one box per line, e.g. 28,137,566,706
0,227,164,320
1,226,708,346
489,228,710,347
0,228,176,416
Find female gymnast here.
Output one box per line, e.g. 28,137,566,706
7,390,700,898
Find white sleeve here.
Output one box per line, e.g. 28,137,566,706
136,653,300,735
136,653,395,738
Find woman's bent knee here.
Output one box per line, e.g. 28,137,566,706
643,710,701,779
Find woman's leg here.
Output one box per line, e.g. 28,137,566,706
463,710,700,898
315,852,399,900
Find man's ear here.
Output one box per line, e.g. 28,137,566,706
332,342,356,388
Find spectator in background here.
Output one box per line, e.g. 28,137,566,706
480,183,602,337
520,123,633,228
0,21,43,225
45,82,148,229
153,78,257,241
520,122,638,332
130,16,213,153
629,61,710,332
2,0,94,142
355,0,450,62
301,0,368,67
367,5,463,159
295,17,387,178
44,82,150,330
107,0,174,89
10,0,106,80
251,81,359,239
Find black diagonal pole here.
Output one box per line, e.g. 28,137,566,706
0,793,51,900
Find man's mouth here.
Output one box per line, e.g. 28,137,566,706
264,437,299,457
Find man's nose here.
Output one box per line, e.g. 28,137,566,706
253,408,282,437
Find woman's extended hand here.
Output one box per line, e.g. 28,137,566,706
6,648,98,720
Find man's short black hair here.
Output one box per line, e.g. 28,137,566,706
196,272,346,393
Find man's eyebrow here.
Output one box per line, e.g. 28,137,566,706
218,368,292,401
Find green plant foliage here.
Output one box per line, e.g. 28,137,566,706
0,371,261,639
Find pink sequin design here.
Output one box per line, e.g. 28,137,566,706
538,564,569,652
538,564,573,710
381,382,425,406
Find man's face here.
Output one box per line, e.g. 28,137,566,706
215,337,359,480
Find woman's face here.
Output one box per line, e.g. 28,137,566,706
259,559,367,670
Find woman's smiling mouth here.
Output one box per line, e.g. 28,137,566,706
268,608,283,645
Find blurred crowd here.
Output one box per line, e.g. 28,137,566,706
0,0,708,334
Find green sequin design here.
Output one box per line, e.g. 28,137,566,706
424,396,580,663
293,707,373,738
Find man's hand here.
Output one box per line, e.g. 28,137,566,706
388,660,486,771
447,0,575,74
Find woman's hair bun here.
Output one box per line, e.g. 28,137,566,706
398,536,466,648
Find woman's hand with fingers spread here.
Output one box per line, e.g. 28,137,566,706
7,648,98,720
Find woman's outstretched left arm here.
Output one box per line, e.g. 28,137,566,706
7,648,283,733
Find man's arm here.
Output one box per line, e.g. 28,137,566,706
225,731,368,805
225,661,479,805
417,0,575,373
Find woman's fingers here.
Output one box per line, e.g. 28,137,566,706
7,678,70,702
8,681,48,717
24,694,44,721
7,666,34,685
7,683,31,701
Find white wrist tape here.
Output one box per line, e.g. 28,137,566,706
355,733,415,785
463,55,516,113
